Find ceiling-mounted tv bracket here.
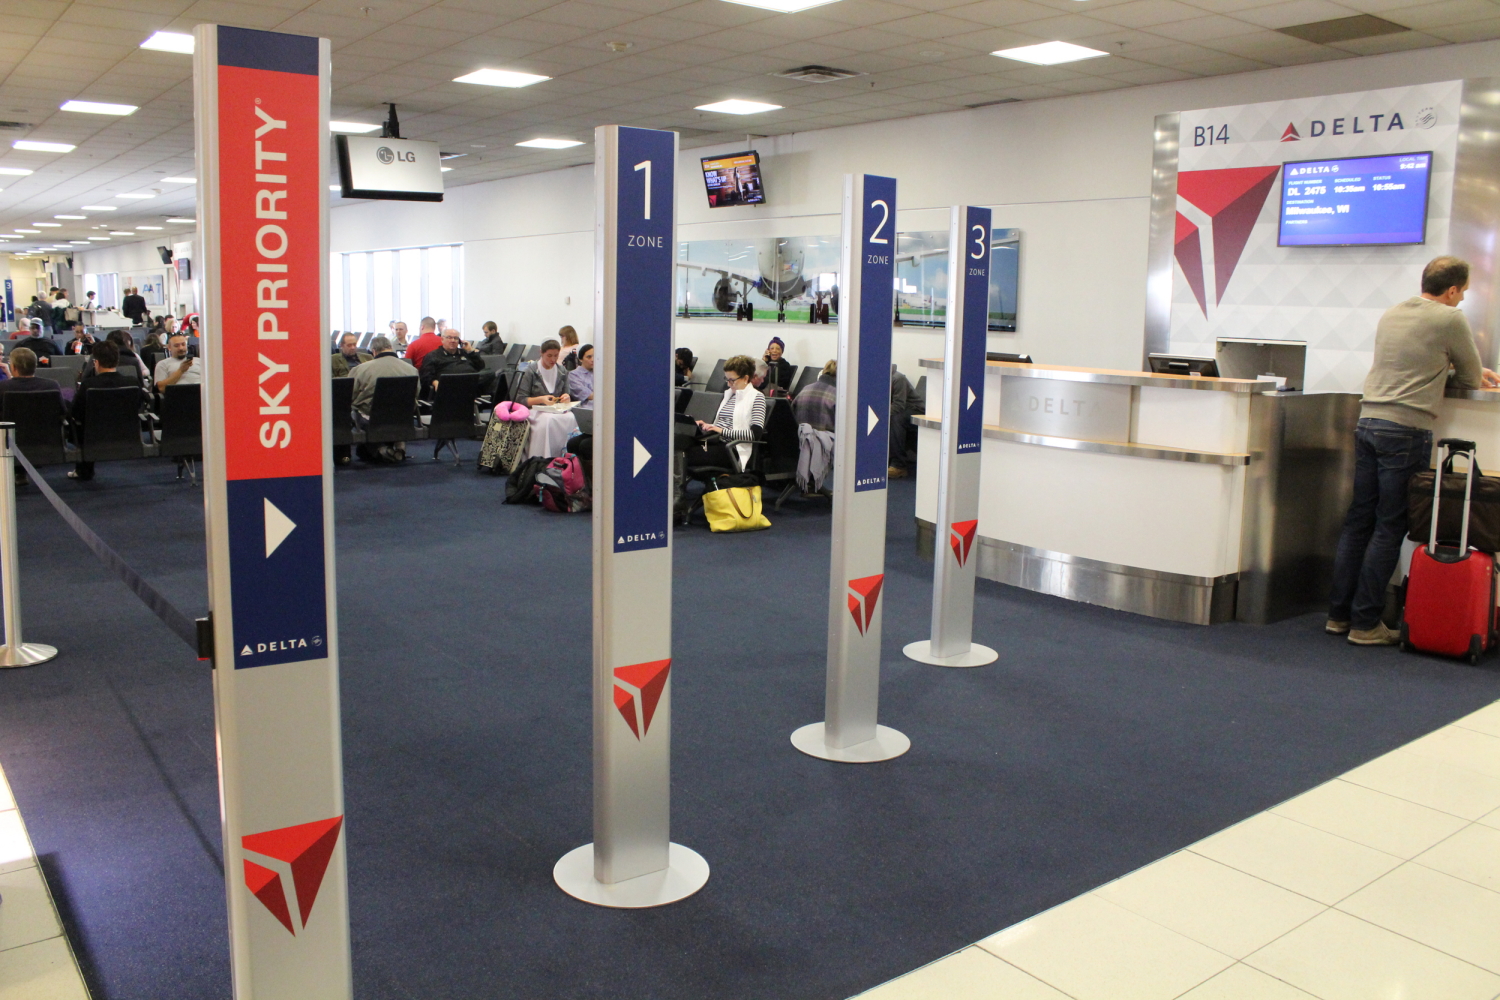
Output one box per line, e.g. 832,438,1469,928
381,103,401,139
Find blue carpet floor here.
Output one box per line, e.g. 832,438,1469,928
1,445,1499,999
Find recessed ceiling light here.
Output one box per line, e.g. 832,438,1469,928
137,225,163,230
718,0,841,11
0,168,32,176
109,231,135,235
33,223,60,227
60,100,137,116
115,193,154,199
141,31,194,54
440,167,453,172
14,140,75,153
329,121,380,133
69,241,88,245
517,138,584,149
696,99,783,115
161,177,195,184
166,218,195,223
81,205,117,211
15,229,39,234
991,41,1109,65
452,68,550,88
55,214,85,220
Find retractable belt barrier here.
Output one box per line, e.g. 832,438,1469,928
11,443,204,656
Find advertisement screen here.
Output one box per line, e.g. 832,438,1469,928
701,151,764,208
1278,151,1432,247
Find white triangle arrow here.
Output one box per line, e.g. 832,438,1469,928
264,498,296,557
967,386,977,410
633,437,652,477
866,405,880,435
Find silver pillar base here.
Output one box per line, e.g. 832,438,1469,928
553,843,709,908
0,643,57,668
902,640,997,667
790,722,910,763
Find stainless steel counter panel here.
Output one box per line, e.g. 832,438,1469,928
919,357,1272,393
914,524,1238,625
912,414,1251,466
1236,392,1361,625
1445,386,1500,402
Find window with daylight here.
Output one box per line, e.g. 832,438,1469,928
329,243,463,337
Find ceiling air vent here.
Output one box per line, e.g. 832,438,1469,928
0,121,33,131
775,65,863,84
966,98,1021,109
1277,14,1408,44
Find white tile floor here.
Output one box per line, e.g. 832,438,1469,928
856,698,1500,1000
0,765,90,1000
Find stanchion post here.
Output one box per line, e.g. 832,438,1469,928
553,124,709,908
790,174,910,763
904,206,998,668
0,424,56,668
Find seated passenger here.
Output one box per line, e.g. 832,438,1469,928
351,335,418,420
403,317,442,370
13,322,59,362
675,347,694,387
68,340,140,481
568,344,594,408
559,325,581,370
0,349,59,397
64,325,94,355
793,359,836,432
330,333,371,378
688,354,766,472
512,339,577,458
155,333,203,391
763,337,795,395
103,330,149,387
418,328,484,396
476,321,506,356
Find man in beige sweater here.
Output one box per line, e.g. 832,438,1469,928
1329,256,1500,645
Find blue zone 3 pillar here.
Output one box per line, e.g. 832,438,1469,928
553,124,709,907
791,174,911,764
905,205,998,668
194,24,351,999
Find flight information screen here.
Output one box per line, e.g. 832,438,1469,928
1278,151,1432,247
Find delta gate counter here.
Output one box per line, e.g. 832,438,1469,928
914,359,1362,625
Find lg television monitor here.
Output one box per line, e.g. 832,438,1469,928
701,151,765,208
1278,151,1432,247
336,135,444,202
1148,354,1219,377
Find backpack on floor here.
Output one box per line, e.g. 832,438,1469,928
504,455,549,504
536,453,590,513
478,412,531,475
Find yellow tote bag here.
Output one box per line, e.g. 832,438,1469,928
703,484,771,533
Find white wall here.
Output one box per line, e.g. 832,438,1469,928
73,239,196,316
325,37,1500,379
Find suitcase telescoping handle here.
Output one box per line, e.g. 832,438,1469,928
1431,439,1480,557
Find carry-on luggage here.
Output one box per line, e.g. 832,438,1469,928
1402,438,1499,665
1409,452,1500,553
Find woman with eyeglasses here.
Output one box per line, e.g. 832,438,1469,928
688,354,766,472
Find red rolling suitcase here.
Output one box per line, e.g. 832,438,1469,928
1402,438,1499,665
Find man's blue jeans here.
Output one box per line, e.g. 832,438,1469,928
1329,418,1433,630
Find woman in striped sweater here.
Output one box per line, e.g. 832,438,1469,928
689,354,767,472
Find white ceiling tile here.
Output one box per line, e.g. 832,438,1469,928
1139,12,1268,38
1427,13,1500,38
943,0,1072,26
1234,0,1365,27
1329,26,1450,50
1387,0,1500,28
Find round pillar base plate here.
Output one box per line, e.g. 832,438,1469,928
0,643,57,668
790,722,910,763
902,640,998,667
553,843,709,908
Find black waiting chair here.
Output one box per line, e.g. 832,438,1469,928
686,389,721,425
361,375,421,446
789,365,818,399
33,368,76,389
358,331,375,351
78,386,149,463
761,398,804,511
481,355,505,371
330,378,356,449
420,372,482,464
4,390,68,466
521,344,541,363
674,386,693,414
157,383,202,480
705,359,727,394
502,343,525,370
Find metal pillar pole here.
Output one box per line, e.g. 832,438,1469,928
0,423,56,668
904,206,998,668
790,174,910,764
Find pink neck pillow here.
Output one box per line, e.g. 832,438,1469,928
493,401,530,422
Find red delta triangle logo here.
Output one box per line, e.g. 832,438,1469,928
613,659,671,739
241,816,343,936
847,574,884,636
1280,122,1300,141
949,520,978,568
1174,166,1281,318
